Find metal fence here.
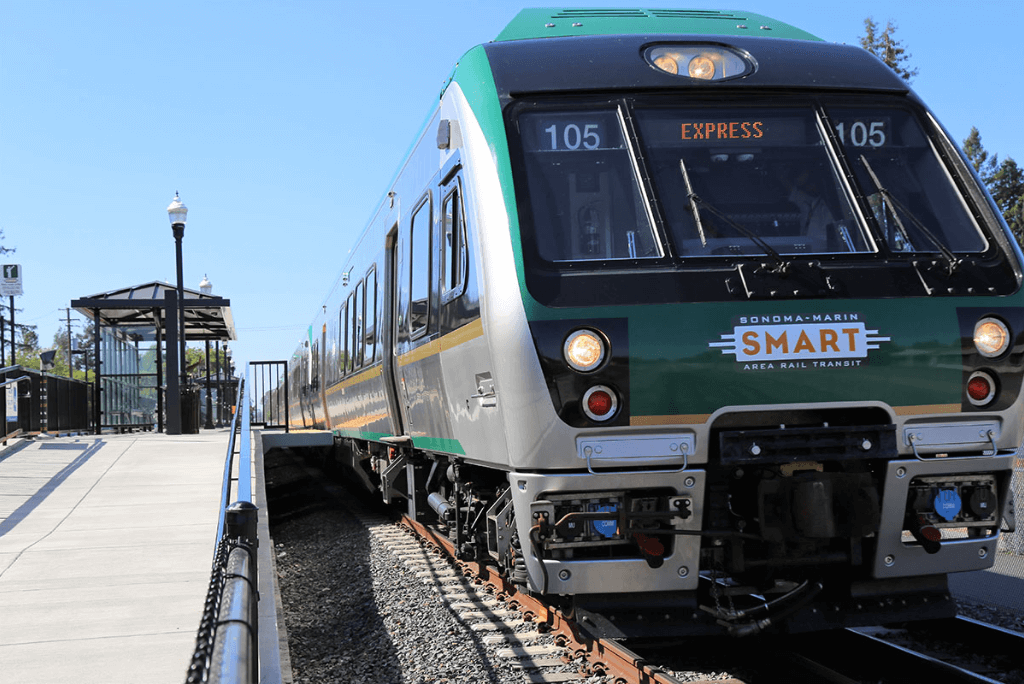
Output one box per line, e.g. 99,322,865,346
1,365,92,439
186,377,259,684
249,361,288,432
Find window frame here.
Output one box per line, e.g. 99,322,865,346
408,193,433,340
440,177,469,304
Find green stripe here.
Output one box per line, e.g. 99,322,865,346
332,429,467,456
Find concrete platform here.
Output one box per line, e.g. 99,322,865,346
0,430,230,684
950,551,1024,614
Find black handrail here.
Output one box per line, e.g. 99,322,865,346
186,376,259,684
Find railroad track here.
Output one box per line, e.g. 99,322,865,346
390,514,1024,684
267,449,1022,684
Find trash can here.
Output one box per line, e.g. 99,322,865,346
180,386,201,434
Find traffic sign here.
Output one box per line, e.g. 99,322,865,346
1,264,23,296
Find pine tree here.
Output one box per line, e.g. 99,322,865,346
860,17,919,83
989,158,1024,243
962,128,1024,244
963,127,999,182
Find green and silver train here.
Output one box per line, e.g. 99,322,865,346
283,9,1018,636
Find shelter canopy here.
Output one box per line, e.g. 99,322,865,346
71,281,236,342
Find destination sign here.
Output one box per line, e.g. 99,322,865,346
681,120,763,141
638,111,811,148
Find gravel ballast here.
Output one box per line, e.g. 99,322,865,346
266,448,1022,683
267,450,531,684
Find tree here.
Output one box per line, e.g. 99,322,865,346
989,158,1024,243
963,127,999,180
74,321,96,375
860,17,919,83
962,127,1024,244
14,324,40,368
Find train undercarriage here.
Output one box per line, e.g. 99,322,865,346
328,419,1013,638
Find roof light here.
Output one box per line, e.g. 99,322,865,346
688,55,715,79
564,329,606,372
646,45,753,81
974,317,1010,358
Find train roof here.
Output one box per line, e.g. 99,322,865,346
495,8,821,42
482,34,910,101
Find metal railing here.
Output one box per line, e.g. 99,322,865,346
249,361,289,432
186,376,259,684
1,365,92,439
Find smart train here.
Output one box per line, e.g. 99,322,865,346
275,8,1018,636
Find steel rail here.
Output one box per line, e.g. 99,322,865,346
398,513,688,684
783,626,1006,684
399,511,1021,684
907,615,1024,657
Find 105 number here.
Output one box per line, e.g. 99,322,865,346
835,120,886,148
545,123,601,150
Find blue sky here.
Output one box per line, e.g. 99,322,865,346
2,0,1022,372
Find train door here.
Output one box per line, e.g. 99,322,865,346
319,323,331,429
393,191,450,441
382,225,406,437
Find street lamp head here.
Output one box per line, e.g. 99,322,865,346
167,192,188,227
199,274,212,294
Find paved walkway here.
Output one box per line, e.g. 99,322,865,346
0,431,230,684
950,551,1024,614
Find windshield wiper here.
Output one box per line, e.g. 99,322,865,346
859,155,961,274
679,159,790,274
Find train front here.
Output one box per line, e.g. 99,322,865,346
483,32,1020,635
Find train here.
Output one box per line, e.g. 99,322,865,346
275,8,1019,637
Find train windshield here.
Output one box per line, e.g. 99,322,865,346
516,98,989,263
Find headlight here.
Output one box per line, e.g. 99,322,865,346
645,45,753,81
564,329,606,372
974,317,1010,358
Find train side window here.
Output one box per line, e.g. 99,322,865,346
339,300,348,375
441,181,468,303
310,340,319,390
409,195,431,338
364,266,377,364
346,293,355,374
353,281,364,369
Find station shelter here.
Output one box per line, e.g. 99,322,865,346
71,281,235,434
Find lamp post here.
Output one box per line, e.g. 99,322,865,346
214,340,222,428
164,192,188,435
223,343,232,424
200,274,214,429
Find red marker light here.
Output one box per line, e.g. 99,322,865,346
966,371,996,406
582,385,618,421
588,390,613,416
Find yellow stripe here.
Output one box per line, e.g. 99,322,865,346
399,338,441,367
332,411,390,429
327,365,383,395
631,414,711,426
398,318,484,367
439,317,484,352
893,403,961,416
632,404,962,426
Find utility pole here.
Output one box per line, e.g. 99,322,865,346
9,296,14,366
65,308,74,378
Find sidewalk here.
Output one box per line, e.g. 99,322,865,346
0,431,229,684
949,551,1024,614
